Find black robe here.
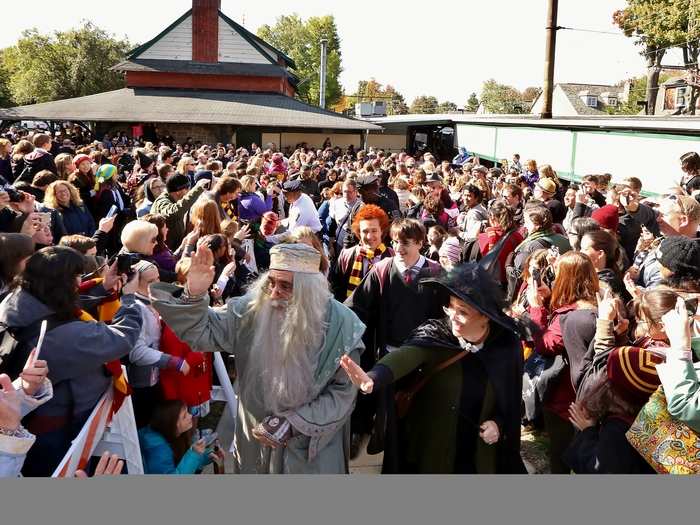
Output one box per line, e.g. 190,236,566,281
372,318,527,474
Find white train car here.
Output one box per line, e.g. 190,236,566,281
367,114,700,196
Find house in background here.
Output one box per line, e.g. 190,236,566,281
655,75,700,115
530,83,630,116
0,0,377,148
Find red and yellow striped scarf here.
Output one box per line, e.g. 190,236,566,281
76,281,132,415
346,243,387,298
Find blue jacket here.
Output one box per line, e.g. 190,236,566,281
138,427,210,475
55,204,96,237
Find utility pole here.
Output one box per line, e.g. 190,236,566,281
319,39,328,109
540,0,559,119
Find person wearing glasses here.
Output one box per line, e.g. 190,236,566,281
627,195,700,290
151,243,366,474
340,263,527,474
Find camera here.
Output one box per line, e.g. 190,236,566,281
114,253,142,278
2,184,25,203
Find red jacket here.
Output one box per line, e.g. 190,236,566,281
528,304,578,421
159,324,212,408
478,227,524,283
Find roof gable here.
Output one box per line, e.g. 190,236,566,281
129,11,194,61
128,9,295,70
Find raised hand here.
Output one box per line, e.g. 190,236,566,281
662,297,692,354
597,287,616,322
20,348,49,397
339,355,374,394
187,244,216,297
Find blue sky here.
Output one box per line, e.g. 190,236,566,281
1,0,685,105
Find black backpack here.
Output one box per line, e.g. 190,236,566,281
460,238,483,264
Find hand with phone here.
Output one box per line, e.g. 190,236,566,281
20,348,49,397
527,269,551,308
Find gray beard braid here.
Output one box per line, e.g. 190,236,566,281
244,298,323,416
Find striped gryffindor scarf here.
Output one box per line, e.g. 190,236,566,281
346,244,387,298
77,280,132,415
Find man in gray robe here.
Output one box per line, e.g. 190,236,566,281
149,243,365,474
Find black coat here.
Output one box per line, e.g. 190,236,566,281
372,318,527,474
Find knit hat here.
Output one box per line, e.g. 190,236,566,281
657,236,700,278
591,205,619,232
166,173,190,193
537,178,557,195
95,164,117,185
73,154,91,169
438,237,461,264
607,346,663,406
194,170,213,184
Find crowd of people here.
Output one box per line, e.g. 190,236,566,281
2,126,700,476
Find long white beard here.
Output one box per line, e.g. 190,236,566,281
245,300,321,415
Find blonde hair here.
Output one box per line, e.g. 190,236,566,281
120,220,158,254
290,227,329,275
44,180,83,209
240,175,257,193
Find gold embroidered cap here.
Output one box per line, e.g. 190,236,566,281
269,243,321,274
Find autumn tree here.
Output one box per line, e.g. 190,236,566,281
1,22,131,105
409,96,439,114
258,15,343,108
613,1,687,114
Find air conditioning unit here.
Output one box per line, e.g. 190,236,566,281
355,102,374,118
372,101,387,117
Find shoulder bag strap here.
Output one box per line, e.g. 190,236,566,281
405,349,470,398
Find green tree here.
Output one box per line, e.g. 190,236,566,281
345,79,409,115
614,1,687,114
409,95,439,114
465,92,479,113
480,79,524,113
1,22,131,105
258,14,343,108
0,50,13,107
437,101,458,114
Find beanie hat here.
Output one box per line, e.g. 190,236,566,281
591,205,619,232
95,164,117,190
166,173,190,193
438,236,462,264
658,236,700,278
194,170,213,184
607,346,663,406
73,154,91,169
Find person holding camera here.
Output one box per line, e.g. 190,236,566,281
526,251,599,473
0,246,142,476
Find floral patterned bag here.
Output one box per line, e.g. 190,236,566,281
626,386,700,475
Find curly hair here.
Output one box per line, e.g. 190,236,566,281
351,204,390,237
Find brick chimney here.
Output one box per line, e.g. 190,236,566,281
192,0,220,63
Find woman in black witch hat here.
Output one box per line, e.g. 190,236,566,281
340,263,527,474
